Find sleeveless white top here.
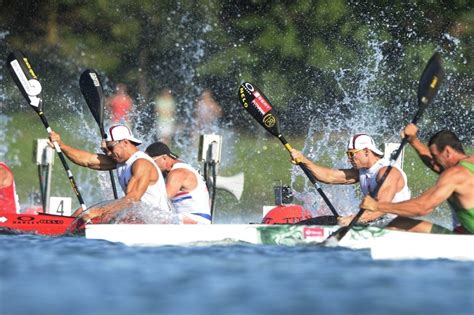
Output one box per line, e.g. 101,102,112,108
170,162,211,220
359,158,411,201
116,151,171,212
359,159,411,225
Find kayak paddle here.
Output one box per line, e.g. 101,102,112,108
325,52,444,244
238,82,339,217
79,69,119,199
6,50,87,212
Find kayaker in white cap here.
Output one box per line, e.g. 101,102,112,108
49,124,171,221
290,133,411,228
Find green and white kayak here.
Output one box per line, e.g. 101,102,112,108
85,224,474,261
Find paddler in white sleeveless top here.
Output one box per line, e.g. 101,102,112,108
48,125,171,222
290,134,412,228
145,142,212,224
361,126,474,234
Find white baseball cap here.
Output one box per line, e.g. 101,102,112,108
106,125,142,145
347,134,383,156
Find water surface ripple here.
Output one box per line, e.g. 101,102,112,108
0,234,472,315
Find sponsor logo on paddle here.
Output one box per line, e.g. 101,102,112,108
252,94,272,115
10,59,42,99
430,76,438,88
22,57,38,79
89,72,100,87
244,82,254,92
239,87,249,108
263,113,276,128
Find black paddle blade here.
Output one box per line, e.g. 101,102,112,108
80,69,119,199
79,69,106,132
417,52,444,113
238,82,282,138
6,51,43,110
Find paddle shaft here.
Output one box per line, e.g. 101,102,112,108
36,110,87,211
277,134,339,217
238,81,339,217
99,125,119,199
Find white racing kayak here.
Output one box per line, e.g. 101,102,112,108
86,224,383,247
85,224,474,261
370,230,474,261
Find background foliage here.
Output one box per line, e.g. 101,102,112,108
1,1,472,128
0,1,472,222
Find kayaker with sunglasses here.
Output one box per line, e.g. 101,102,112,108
290,134,411,228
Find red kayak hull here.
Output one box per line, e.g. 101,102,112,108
0,212,84,236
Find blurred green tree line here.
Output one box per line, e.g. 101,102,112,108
1,0,472,134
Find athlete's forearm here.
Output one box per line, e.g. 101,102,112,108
299,157,354,184
378,199,433,217
408,137,441,173
359,210,386,222
299,158,333,183
60,143,115,170
58,143,94,167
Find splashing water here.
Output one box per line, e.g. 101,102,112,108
0,3,471,226
288,25,469,228
110,203,181,224
290,35,391,217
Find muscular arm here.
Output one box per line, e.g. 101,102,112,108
364,167,462,217
403,123,441,174
76,159,159,221
49,131,115,170
59,143,115,170
408,138,441,174
290,149,359,184
165,169,195,198
124,159,158,202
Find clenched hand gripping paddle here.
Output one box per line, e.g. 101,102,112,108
325,52,444,244
7,51,87,212
79,69,119,199
238,82,339,218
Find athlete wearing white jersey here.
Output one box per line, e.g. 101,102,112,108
49,124,171,222
146,142,212,224
290,134,413,228
116,151,170,212
357,157,411,227
359,158,410,203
